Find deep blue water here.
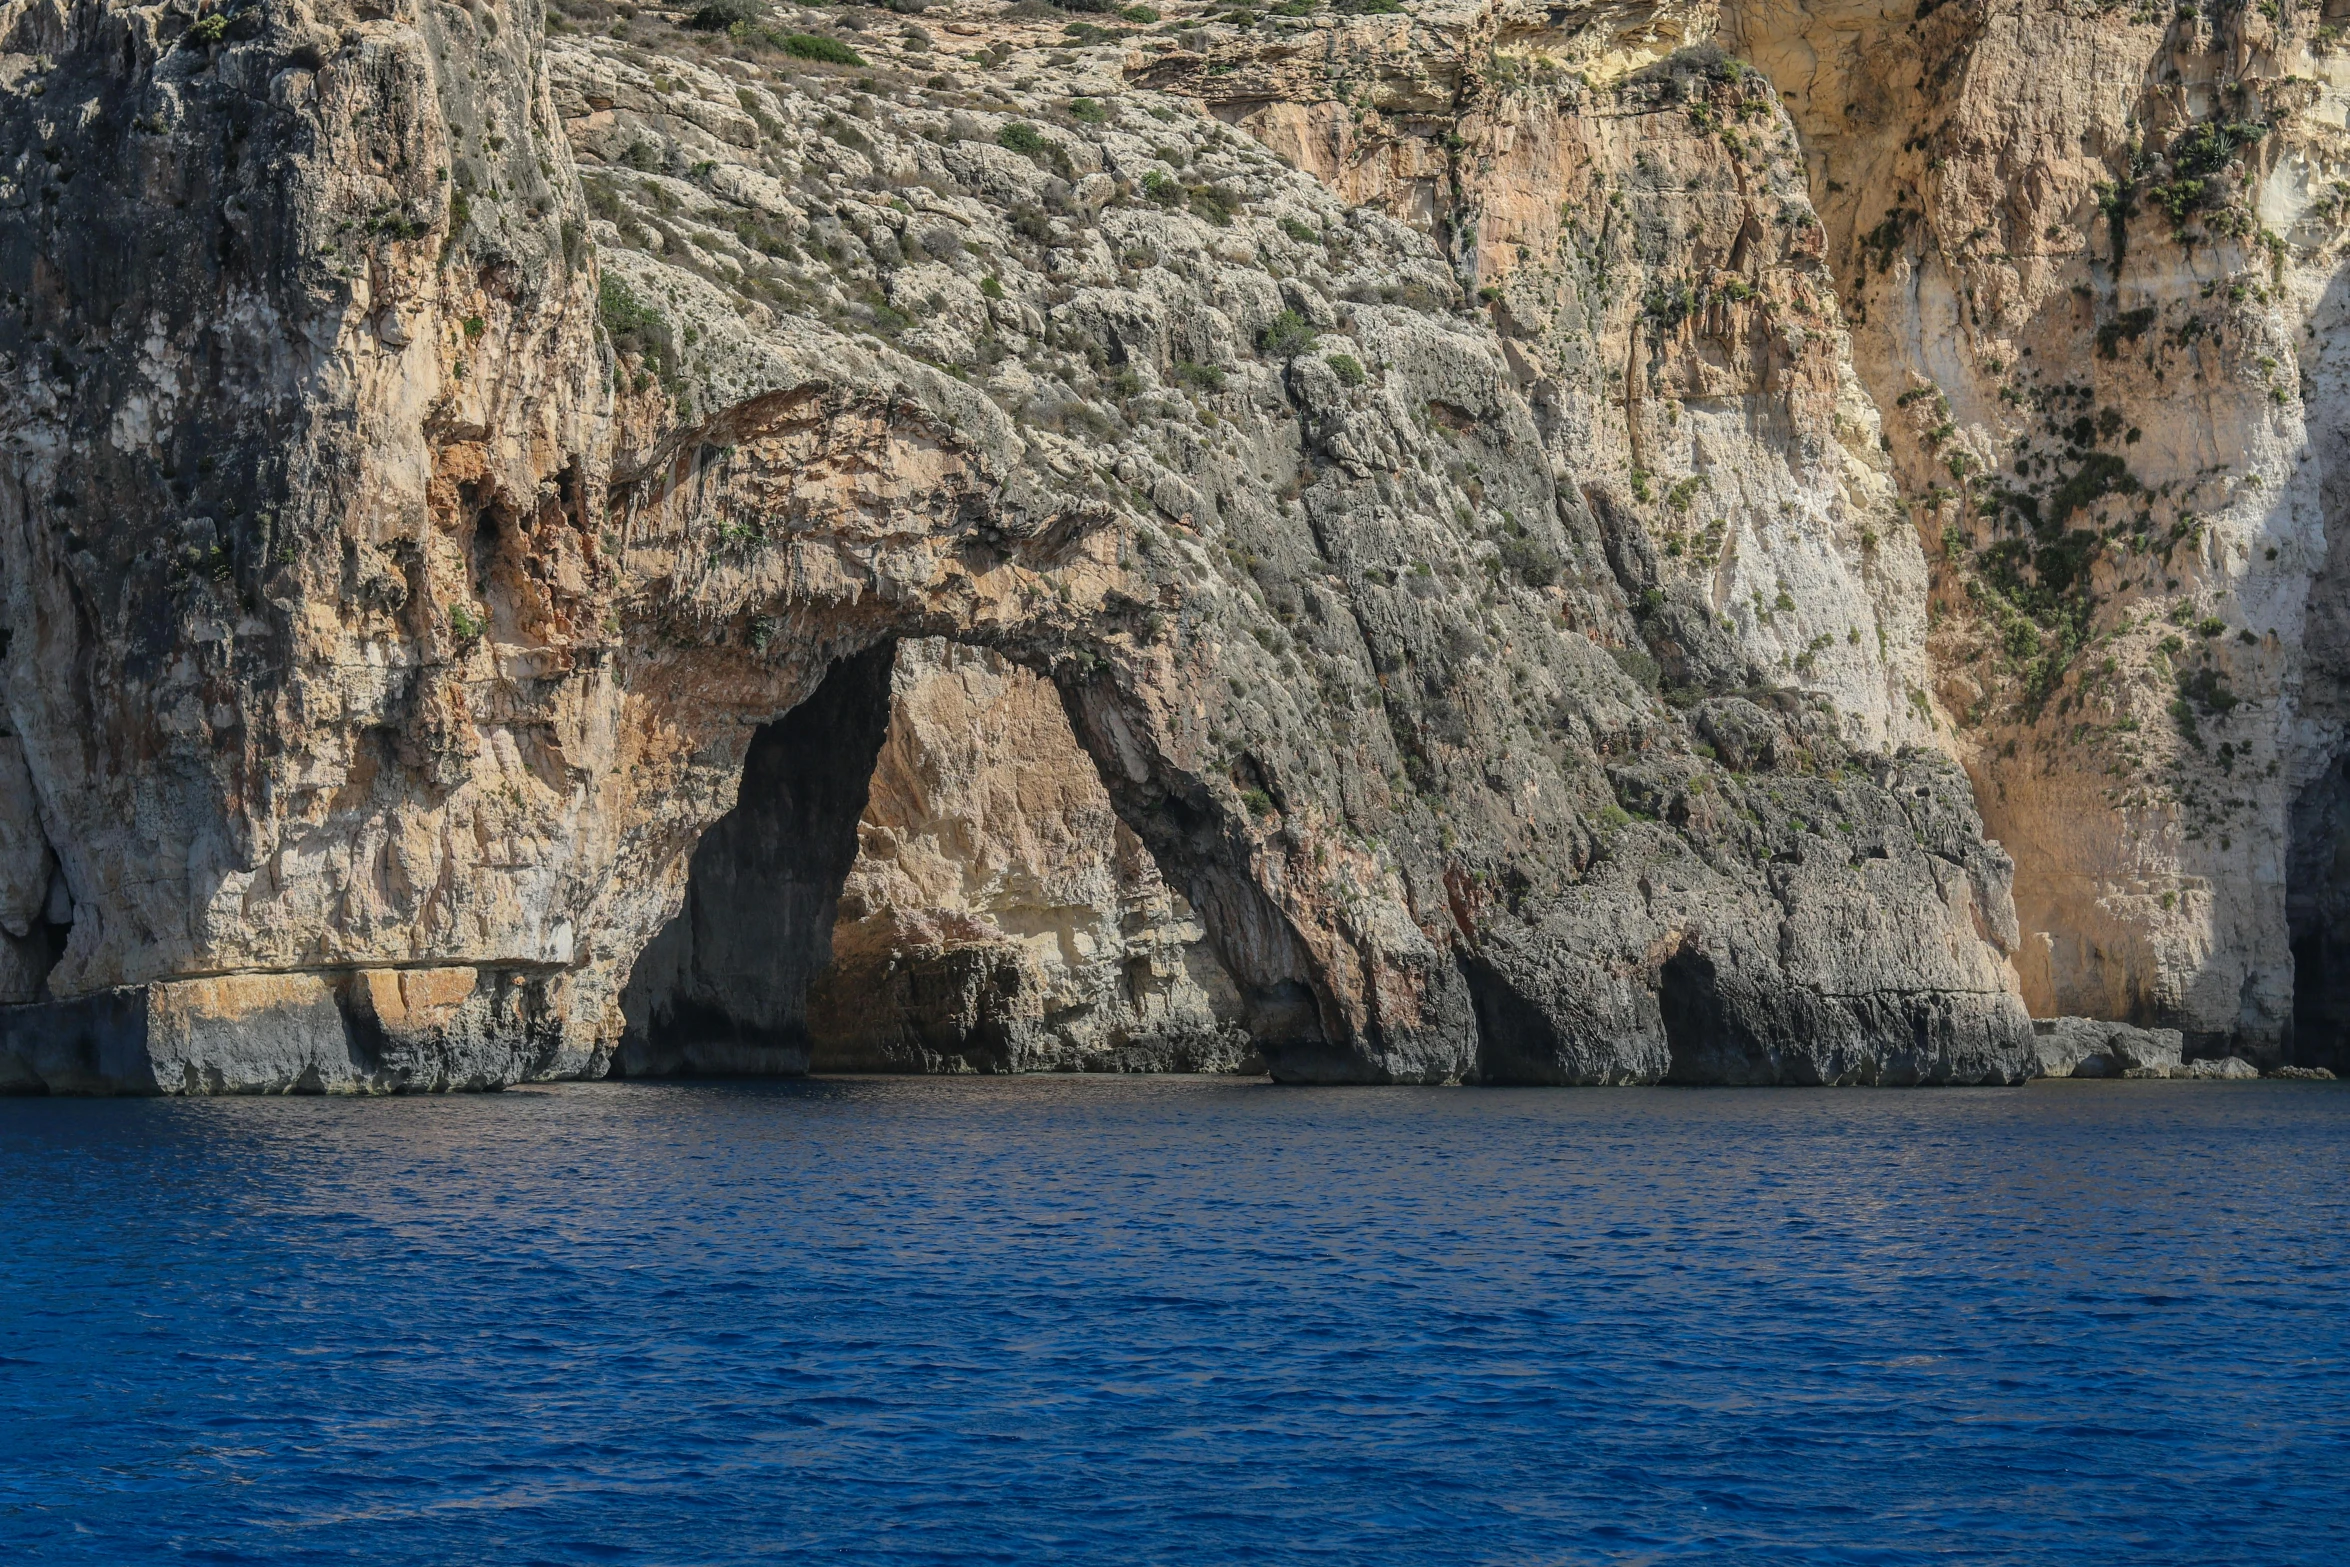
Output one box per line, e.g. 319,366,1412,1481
1,1077,2345,1564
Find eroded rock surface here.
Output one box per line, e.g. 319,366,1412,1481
1715,0,2350,1068
809,639,1249,1073
0,0,2089,1090
1137,0,2350,1069
1142,0,1932,752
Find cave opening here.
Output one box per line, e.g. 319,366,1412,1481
614,639,1262,1078
1658,946,1744,1086
2287,754,2350,1072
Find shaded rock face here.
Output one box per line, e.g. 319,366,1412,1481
0,0,2045,1090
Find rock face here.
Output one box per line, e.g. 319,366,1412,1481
13,0,2237,1094
0,0,612,1089
1717,0,2350,1070
1145,0,2350,1071
808,639,1250,1074
1142,0,1934,753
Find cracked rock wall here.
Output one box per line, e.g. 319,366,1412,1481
1720,0,2350,1065
0,0,2039,1090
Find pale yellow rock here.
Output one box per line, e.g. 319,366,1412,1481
353,967,482,1033
813,642,1246,1072
1167,0,1932,750
1718,0,2342,1049
0,0,2146,1093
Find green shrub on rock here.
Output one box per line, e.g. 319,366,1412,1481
1260,310,1317,358
687,0,767,29
781,33,865,65
998,121,1051,157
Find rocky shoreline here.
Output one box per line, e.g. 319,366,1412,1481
0,989,2330,1094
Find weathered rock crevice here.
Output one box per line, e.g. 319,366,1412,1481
2287,750,2350,1072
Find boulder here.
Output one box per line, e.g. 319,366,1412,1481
2174,1057,2261,1081
2032,1017,2185,1079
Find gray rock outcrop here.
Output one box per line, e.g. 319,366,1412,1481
2031,1017,2185,1079
2029,1016,2284,1080
2172,1056,2262,1082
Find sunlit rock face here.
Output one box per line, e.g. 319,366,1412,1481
1715,0,2350,1067
1145,0,1930,756
0,0,2061,1091
1144,0,2350,1069
808,639,1250,1076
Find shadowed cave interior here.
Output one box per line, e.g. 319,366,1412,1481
2288,752,2350,1073
614,644,900,1078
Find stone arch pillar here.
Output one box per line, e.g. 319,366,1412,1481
615,642,899,1078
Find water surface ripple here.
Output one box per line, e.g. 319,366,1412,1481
1,1078,2344,1563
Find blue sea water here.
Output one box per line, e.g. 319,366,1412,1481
0,1077,2344,1565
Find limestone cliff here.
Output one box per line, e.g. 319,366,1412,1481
0,0,2091,1091
1715,0,2350,1066
1130,0,2350,1071
1139,0,1932,753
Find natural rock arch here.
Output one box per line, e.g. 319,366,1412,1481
582,377,1464,1085
558,368,2039,1091
803,638,1252,1077
610,636,1256,1079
